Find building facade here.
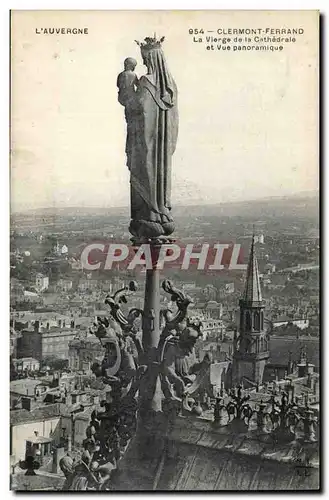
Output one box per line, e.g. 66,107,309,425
16,327,79,361
35,274,49,292
10,404,61,462
13,357,40,373
68,337,105,373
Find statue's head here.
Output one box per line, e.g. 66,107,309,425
90,461,99,472
59,455,74,477
124,57,137,71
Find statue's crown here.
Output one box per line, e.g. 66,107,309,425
135,34,165,51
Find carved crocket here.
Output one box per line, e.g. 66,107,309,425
158,280,210,407
90,279,211,416
87,282,146,466
90,281,144,386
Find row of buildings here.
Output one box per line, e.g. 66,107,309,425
10,236,320,491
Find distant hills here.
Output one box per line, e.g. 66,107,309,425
12,191,319,221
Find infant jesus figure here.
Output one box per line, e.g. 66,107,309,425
117,57,139,121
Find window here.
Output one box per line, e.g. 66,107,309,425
245,312,252,331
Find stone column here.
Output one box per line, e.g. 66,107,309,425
139,243,163,417
142,244,161,353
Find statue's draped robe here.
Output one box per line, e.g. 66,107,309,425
121,47,178,237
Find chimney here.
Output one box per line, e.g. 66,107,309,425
307,372,312,388
313,379,318,395
287,351,293,375
52,447,65,474
65,393,72,406
304,392,309,407
21,397,32,411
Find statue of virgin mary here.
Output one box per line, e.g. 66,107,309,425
117,36,178,239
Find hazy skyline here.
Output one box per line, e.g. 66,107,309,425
11,11,318,212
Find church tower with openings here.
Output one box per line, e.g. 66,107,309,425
233,234,269,386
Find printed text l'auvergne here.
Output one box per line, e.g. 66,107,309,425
35,28,89,35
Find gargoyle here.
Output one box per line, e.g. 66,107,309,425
90,279,211,418
105,280,143,337
269,393,301,439
226,386,252,422
160,279,193,338
157,281,210,408
90,280,145,385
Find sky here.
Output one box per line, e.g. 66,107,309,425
10,10,319,212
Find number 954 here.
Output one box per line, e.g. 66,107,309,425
189,28,204,35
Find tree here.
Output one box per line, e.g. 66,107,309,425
42,356,68,371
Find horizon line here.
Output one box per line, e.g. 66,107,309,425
11,189,319,215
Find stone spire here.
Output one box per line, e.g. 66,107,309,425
243,233,262,304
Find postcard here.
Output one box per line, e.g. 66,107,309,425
10,10,319,491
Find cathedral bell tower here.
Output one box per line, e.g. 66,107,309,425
233,234,269,386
